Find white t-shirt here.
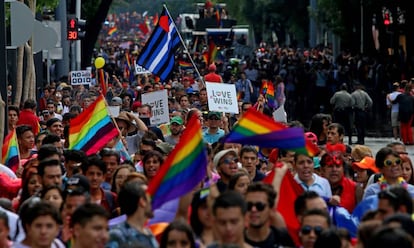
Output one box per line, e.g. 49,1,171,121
386,91,401,113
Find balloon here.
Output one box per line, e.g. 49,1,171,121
94,57,105,69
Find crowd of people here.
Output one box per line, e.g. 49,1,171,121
1,4,414,248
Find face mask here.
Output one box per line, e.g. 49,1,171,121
140,117,151,126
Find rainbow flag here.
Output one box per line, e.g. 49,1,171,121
178,60,192,70
147,114,208,210
222,108,305,149
108,27,117,36
293,137,320,157
261,80,276,108
2,130,20,172
69,95,119,155
208,40,218,64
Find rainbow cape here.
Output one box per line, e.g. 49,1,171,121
2,130,20,172
69,95,119,155
222,108,305,149
108,27,117,36
147,114,208,210
261,80,276,108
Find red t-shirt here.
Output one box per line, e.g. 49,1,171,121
204,72,223,83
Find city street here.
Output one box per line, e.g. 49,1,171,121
356,136,414,156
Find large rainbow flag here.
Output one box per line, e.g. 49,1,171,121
69,95,119,155
147,114,208,210
222,108,305,150
2,130,20,172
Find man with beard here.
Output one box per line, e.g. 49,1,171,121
244,182,294,248
165,116,184,146
213,149,240,193
106,181,158,248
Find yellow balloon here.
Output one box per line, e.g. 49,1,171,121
94,57,105,69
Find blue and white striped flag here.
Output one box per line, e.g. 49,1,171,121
137,7,181,81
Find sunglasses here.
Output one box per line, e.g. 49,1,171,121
300,225,324,235
247,202,267,211
222,157,238,165
383,158,402,167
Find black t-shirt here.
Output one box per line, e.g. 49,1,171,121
244,226,295,248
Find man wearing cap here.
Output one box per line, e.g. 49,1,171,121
204,63,223,83
203,112,225,144
111,97,123,107
115,111,148,155
165,116,184,146
213,149,239,192
352,156,378,202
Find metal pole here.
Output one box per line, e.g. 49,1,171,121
163,4,205,86
360,0,364,53
0,0,8,141
75,0,81,70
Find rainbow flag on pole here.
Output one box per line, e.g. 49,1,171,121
147,114,208,210
69,95,119,155
222,108,305,150
2,130,20,172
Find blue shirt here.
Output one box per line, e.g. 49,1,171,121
202,128,225,144
294,173,332,199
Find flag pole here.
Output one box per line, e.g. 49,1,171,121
163,4,205,87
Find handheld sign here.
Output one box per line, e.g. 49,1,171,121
205,82,239,114
70,70,92,85
141,90,169,125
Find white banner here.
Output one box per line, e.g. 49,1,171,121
135,63,150,75
142,90,169,125
205,82,239,114
70,70,92,85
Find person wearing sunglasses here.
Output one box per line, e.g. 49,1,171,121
363,147,414,199
202,112,225,144
212,149,240,193
299,209,331,248
244,182,294,248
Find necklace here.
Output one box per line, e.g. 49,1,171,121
378,175,408,190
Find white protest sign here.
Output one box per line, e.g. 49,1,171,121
141,90,169,125
135,63,151,75
205,82,239,114
70,70,92,85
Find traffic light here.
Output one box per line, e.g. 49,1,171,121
67,17,78,40
67,17,86,40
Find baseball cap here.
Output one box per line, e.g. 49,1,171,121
111,97,122,105
170,116,183,125
208,111,221,119
66,174,90,192
352,157,379,173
